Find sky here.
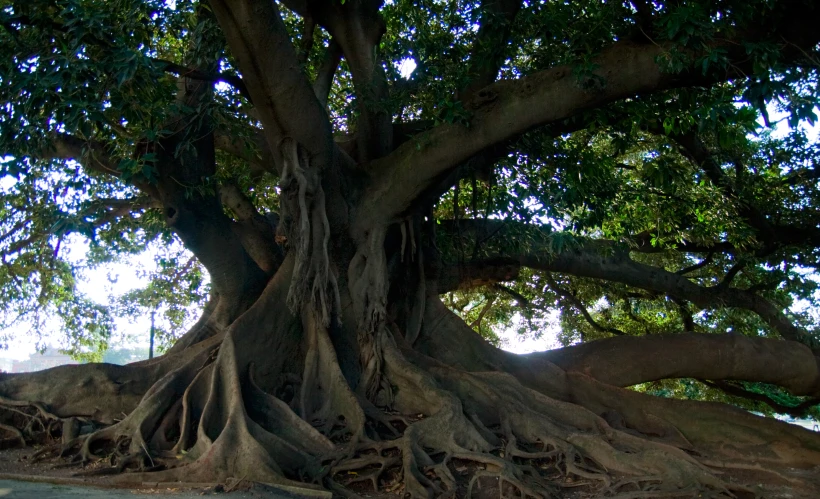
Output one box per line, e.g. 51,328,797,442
1,65,818,362
0,236,167,360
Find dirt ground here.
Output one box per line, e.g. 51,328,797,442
0,478,292,498
0,447,326,498
0,444,818,498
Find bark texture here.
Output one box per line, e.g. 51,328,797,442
2,0,820,497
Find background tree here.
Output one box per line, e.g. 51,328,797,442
1,0,820,497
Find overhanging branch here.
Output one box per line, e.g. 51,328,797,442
701,379,820,419
356,2,820,231
435,219,814,347
545,273,625,337
460,0,523,101
156,59,251,102
209,0,334,168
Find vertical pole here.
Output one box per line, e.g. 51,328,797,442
149,309,156,360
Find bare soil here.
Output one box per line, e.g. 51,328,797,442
0,447,318,498
0,443,818,498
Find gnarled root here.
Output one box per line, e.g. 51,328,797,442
63,260,363,495
368,335,735,498
0,396,78,451
3,272,819,498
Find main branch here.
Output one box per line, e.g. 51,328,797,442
357,2,820,229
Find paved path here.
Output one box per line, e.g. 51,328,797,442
0,479,323,498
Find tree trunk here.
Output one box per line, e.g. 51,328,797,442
1,214,819,497
3,2,820,496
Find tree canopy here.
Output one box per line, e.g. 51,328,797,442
1,0,820,497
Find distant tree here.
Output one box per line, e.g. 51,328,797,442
1,0,820,496
115,244,208,356
101,347,148,365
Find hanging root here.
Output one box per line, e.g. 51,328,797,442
279,137,340,327
400,217,426,346
400,218,416,263
348,225,393,400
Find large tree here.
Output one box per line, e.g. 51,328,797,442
2,0,820,496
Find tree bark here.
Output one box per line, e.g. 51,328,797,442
534,333,820,396
3,1,820,497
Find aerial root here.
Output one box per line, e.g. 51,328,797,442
279,136,340,327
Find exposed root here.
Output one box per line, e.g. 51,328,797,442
0,395,94,454
100,331,330,493
2,269,818,499
347,334,742,498
699,458,806,485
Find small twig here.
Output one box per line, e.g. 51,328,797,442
716,261,745,289
546,274,625,336
224,473,248,493
492,283,530,308
676,251,714,275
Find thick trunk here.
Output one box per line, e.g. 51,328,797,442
5,124,820,492
2,248,819,498
6,0,820,496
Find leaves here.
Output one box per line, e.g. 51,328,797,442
0,0,818,419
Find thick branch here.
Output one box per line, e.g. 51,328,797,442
214,128,276,177
702,379,820,418
492,283,530,307
357,3,820,230
670,131,820,251
533,247,807,345
533,333,820,397
40,133,160,199
436,258,520,292
209,0,334,168
44,134,118,177
460,0,522,101
437,219,814,346
676,251,714,275
545,274,626,336
307,1,392,161
312,40,342,107
297,16,316,66
156,59,251,102
219,182,283,274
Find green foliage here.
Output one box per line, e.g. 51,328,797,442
114,243,208,354
0,0,818,420
636,379,820,421
0,0,218,357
